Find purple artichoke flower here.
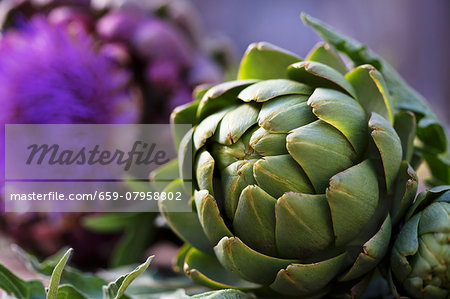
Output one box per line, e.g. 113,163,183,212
0,16,140,265
0,0,232,268
0,15,139,186
0,17,139,125
1,0,231,124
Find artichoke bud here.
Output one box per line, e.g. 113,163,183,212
391,186,450,299
158,13,430,298
161,39,418,297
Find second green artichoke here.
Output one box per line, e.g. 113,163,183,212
390,186,449,299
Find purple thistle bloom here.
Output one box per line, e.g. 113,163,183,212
0,16,140,207
0,16,139,125
0,1,230,268
0,17,140,265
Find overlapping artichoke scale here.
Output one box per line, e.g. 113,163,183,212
196,80,258,121
390,161,418,226
305,42,348,75
237,42,301,80
182,246,262,291
345,65,394,124
157,180,213,254
287,61,357,99
369,112,403,191
284,58,403,194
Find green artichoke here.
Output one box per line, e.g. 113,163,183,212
155,14,435,298
390,186,449,299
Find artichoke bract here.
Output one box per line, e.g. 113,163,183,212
390,186,450,299
157,14,427,297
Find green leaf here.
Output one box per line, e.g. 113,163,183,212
191,289,254,298
150,158,180,182
13,246,64,276
194,107,234,150
301,12,449,184
193,84,213,102
110,213,156,267
0,264,29,298
83,213,140,233
195,150,215,194
174,244,192,274
422,149,450,186
47,248,73,299
28,281,47,299
238,42,301,80
102,256,153,299
93,264,198,298
13,246,106,298
178,128,194,184
0,264,46,299
171,102,199,126
405,185,450,220
56,285,85,299
54,269,105,299
390,214,420,282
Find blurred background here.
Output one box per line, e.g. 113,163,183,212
0,0,448,283
193,0,449,123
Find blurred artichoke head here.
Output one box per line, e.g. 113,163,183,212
0,15,139,264
158,18,424,297
391,186,450,299
1,0,228,123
